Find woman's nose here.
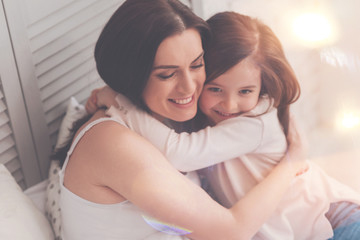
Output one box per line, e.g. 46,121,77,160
177,70,196,94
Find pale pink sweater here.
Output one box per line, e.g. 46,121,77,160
107,94,360,240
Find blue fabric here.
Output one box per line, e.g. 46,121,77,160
328,222,360,240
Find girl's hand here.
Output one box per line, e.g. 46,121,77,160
95,86,119,109
284,115,309,176
85,86,118,114
85,88,102,114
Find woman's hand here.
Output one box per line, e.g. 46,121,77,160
284,115,309,176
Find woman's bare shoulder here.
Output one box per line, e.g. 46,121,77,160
75,110,163,169
67,111,156,197
79,113,141,154
68,110,144,173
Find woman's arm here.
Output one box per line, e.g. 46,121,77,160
75,117,306,240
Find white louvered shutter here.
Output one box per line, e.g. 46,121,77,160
0,1,42,189
1,0,198,189
2,0,124,188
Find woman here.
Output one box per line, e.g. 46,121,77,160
59,0,307,239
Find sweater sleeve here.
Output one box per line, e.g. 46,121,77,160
107,94,264,172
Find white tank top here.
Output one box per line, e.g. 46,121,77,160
59,117,188,240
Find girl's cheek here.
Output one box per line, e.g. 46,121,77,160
198,94,209,112
199,94,218,115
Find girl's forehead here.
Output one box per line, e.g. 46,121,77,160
208,59,261,87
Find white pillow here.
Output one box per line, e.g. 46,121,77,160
0,164,54,240
47,97,87,240
55,97,88,149
45,160,62,240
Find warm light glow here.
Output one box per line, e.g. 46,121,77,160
340,112,360,129
293,13,332,45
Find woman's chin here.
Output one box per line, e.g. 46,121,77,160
172,111,197,122
152,110,196,123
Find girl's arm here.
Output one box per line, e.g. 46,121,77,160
85,86,119,114
103,92,264,172
81,116,306,240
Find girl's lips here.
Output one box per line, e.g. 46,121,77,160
214,109,240,118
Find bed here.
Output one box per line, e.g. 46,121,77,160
1,97,359,240
0,97,85,240
0,164,53,239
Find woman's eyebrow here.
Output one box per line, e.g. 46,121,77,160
152,65,178,70
192,52,204,63
152,52,204,70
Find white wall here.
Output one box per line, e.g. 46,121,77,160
199,0,360,158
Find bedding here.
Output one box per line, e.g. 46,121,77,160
55,96,88,149
46,97,87,240
24,179,48,213
0,164,54,240
26,96,87,240
45,160,62,240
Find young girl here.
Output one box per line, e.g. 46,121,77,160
88,12,360,239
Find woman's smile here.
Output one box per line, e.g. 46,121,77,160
169,95,194,106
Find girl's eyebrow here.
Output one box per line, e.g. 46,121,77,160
240,85,258,89
152,52,204,70
207,82,258,89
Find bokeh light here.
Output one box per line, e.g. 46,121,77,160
336,110,360,131
292,12,334,47
340,112,360,129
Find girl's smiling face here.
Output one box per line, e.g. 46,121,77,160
199,58,262,125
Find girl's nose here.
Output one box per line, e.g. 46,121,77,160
221,96,238,112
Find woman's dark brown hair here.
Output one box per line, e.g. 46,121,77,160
95,0,209,111
204,12,300,135
53,0,210,165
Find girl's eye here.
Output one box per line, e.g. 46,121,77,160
158,72,175,80
240,89,252,94
208,87,222,93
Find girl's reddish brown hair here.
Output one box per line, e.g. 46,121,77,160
204,12,300,135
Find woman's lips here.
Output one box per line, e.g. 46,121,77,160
169,96,193,105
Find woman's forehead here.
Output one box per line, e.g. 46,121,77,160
153,29,203,67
